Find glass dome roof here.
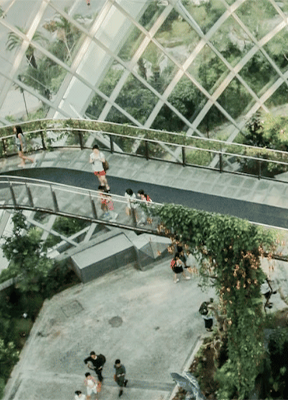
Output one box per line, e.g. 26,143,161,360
0,0,288,139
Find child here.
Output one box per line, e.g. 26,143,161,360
98,186,118,221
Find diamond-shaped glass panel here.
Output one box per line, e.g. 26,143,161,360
135,41,178,95
117,25,145,63
217,77,254,119
138,3,166,31
98,61,125,97
106,106,134,125
187,44,230,95
264,81,288,110
85,93,106,119
183,0,226,34
210,16,254,67
115,74,159,125
151,104,190,133
154,9,201,65
197,104,232,139
41,7,83,67
239,51,279,97
263,27,288,75
235,0,280,40
167,75,207,123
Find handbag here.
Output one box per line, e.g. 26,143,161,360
102,160,109,172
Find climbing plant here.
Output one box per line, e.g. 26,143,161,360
153,204,276,399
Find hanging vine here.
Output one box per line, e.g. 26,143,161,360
153,204,276,399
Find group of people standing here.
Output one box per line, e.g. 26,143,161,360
74,351,128,399
170,236,199,284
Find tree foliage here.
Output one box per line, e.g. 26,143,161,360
2,212,54,292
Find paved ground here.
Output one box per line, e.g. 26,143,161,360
3,260,215,400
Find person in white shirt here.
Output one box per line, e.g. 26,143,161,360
89,144,110,190
74,390,86,400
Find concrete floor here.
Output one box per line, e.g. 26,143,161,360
3,260,215,400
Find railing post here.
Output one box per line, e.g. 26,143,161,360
9,183,17,207
25,184,34,207
145,140,149,160
50,186,59,212
131,205,137,227
78,131,84,150
182,146,186,166
258,159,261,180
2,139,7,157
219,152,223,173
40,130,46,150
110,135,114,154
89,193,98,219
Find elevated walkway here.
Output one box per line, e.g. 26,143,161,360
1,147,288,230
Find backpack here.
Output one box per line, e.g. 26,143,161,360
170,259,176,269
99,354,106,365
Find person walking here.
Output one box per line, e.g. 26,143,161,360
84,351,106,383
84,372,100,400
14,125,34,167
170,253,191,283
114,359,128,397
89,144,110,190
98,185,118,220
75,390,86,400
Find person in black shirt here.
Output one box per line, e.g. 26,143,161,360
84,351,106,382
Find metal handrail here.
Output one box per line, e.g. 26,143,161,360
1,117,288,157
0,176,161,235
1,122,288,183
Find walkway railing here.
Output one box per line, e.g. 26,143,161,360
0,176,161,235
1,119,288,182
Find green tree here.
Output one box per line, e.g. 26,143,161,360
6,27,48,69
2,212,54,292
0,339,19,397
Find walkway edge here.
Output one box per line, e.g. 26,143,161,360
168,335,204,400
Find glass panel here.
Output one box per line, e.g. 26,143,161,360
136,41,178,95
235,0,279,40
154,8,201,64
145,141,179,163
239,51,279,97
183,0,226,34
5,0,42,31
85,94,106,119
98,61,125,97
187,44,230,95
210,16,254,67
115,74,158,124
167,75,207,123
22,61,72,100
71,5,97,30
117,25,145,62
197,104,232,139
216,77,254,119
42,7,83,67
55,188,93,219
185,146,216,168
150,104,190,133
28,183,55,211
105,106,134,125
138,3,166,31
264,82,288,110
263,28,288,75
